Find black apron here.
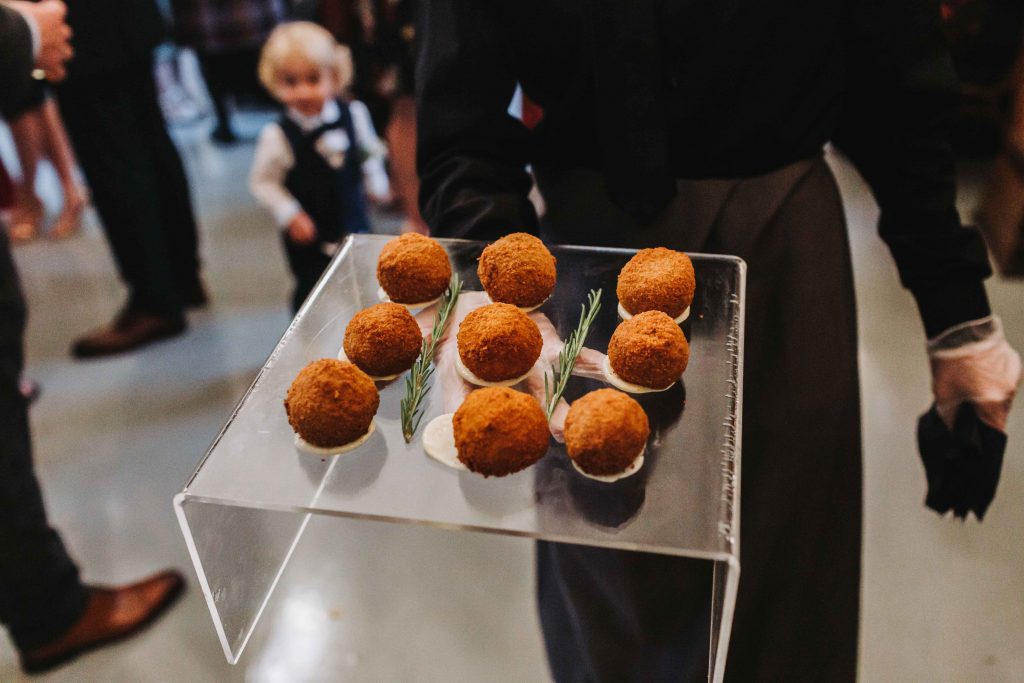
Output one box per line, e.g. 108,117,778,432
534,153,862,682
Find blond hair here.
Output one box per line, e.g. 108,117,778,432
258,22,354,96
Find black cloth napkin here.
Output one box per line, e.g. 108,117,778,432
917,402,1006,521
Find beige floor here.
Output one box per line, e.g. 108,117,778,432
0,114,1022,682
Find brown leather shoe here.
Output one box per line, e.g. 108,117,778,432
71,309,186,358
20,570,186,675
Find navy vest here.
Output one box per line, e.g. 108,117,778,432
279,100,371,243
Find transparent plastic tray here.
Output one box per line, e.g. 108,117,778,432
175,234,744,680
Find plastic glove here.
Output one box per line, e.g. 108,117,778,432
929,316,1022,432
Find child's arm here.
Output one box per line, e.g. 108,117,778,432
250,123,308,230
350,100,392,202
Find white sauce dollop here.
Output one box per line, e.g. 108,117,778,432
422,413,467,470
601,354,676,394
455,352,532,388
617,302,690,323
377,285,442,310
337,348,401,381
571,450,646,482
293,420,376,456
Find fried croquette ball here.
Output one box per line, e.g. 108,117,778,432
617,247,695,319
284,359,379,448
343,303,423,377
477,232,556,308
457,303,543,382
564,389,650,476
377,233,452,304
453,387,550,476
607,311,689,390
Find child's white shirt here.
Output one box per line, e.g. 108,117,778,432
250,99,391,227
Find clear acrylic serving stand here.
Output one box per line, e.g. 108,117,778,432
175,234,744,682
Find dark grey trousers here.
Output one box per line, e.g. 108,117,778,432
0,230,89,651
535,154,862,682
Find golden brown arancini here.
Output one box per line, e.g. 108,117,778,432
477,232,556,308
343,303,423,377
453,387,550,476
377,233,452,304
284,359,379,448
457,303,543,382
607,311,689,389
564,389,650,476
616,247,695,319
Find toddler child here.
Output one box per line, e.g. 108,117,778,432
251,22,390,311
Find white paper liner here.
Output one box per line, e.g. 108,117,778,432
337,348,401,381
377,285,442,310
455,352,532,388
617,302,690,323
571,450,645,482
294,419,376,456
484,293,552,313
602,354,676,394
423,413,467,470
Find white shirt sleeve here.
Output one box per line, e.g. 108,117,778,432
249,123,303,227
349,100,392,200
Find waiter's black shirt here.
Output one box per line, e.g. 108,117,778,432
415,0,992,336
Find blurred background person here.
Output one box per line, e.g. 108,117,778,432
0,2,185,676
949,0,1024,275
251,21,390,312
169,0,287,144
3,91,89,242
54,0,206,358
296,0,426,233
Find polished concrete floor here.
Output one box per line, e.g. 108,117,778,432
0,111,1022,681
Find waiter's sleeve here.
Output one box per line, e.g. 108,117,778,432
415,1,538,239
0,6,37,115
833,0,992,338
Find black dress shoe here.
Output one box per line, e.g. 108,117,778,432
71,310,186,358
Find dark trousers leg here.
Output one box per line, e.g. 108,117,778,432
535,158,861,682
537,542,713,683
716,162,861,683
136,63,203,294
56,61,199,317
282,235,332,313
0,231,89,651
198,52,234,137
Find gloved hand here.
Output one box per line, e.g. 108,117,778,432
929,316,1022,433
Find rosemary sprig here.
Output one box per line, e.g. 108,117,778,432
544,288,602,419
401,274,462,442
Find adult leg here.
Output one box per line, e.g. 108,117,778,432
387,96,429,234
130,61,204,302
712,159,861,682
0,229,90,651
7,106,45,241
56,73,184,318
56,70,188,356
40,97,90,239
198,52,237,143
